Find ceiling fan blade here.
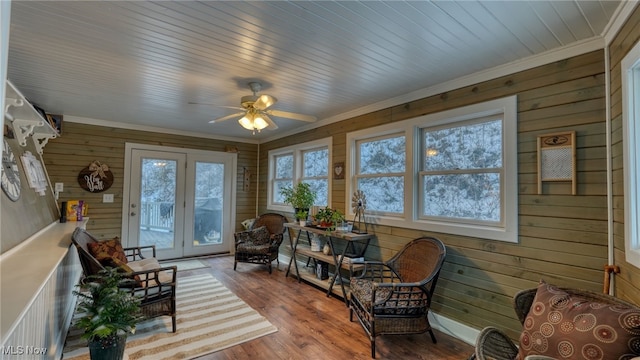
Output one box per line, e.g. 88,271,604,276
262,114,278,130
209,112,245,123
253,94,277,110
267,109,317,122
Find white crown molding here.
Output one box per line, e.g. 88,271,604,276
604,0,640,45
63,115,258,144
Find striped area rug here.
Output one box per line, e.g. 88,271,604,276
159,259,210,271
62,274,277,360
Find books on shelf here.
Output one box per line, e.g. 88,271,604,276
338,255,365,264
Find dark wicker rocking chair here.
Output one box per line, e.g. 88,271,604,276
233,213,287,274
349,236,447,358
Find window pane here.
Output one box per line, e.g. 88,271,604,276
273,180,292,203
424,120,502,171
423,173,500,221
357,177,404,213
275,154,293,179
359,136,405,174
303,149,328,177
304,179,328,206
193,162,223,245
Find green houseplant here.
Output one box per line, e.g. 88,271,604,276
314,207,345,230
280,182,317,214
73,267,143,360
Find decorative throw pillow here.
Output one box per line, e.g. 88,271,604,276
517,280,640,360
87,237,128,267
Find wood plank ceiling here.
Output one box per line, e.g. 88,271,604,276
6,1,622,141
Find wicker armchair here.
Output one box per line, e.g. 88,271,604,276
470,286,640,360
71,227,177,333
234,213,287,274
349,236,446,358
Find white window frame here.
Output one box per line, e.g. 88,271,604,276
346,96,518,242
622,40,640,268
354,133,407,217
268,137,332,212
271,152,294,207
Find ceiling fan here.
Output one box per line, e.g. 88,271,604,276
193,82,317,134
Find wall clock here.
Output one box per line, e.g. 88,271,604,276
2,138,22,201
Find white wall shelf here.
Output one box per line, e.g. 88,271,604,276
4,80,58,152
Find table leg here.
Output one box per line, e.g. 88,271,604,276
285,229,302,282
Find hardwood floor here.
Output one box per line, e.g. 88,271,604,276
181,256,474,360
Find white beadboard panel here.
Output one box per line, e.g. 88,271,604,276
6,1,628,141
0,248,81,360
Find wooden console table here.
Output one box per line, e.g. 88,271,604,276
284,222,372,304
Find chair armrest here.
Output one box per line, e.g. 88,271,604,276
120,265,177,299
270,233,284,247
123,245,157,260
472,326,518,360
351,261,401,283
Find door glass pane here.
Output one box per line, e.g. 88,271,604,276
193,162,224,246
139,158,177,249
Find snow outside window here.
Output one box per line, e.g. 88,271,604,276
302,148,329,207
267,138,332,212
355,134,406,216
346,96,517,242
272,153,293,205
420,116,504,227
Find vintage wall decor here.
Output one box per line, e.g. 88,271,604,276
20,150,48,196
2,138,22,201
537,131,576,195
78,161,114,193
333,161,344,180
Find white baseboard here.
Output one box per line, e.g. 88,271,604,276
278,254,480,346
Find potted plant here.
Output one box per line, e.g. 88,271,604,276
295,209,309,226
73,267,143,360
314,207,345,230
280,182,317,215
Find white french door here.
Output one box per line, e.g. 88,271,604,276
123,143,237,260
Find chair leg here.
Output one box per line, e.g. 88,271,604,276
428,329,437,343
371,339,376,358
268,263,272,274
171,314,177,333
234,259,237,271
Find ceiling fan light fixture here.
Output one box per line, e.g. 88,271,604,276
238,111,268,134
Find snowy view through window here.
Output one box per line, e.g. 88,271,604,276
357,135,406,214
302,148,328,206
422,119,502,222
273,154,293,204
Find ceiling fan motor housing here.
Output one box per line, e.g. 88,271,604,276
240,95,259,109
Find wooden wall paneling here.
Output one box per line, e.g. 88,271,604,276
259,49,615,336
42,122,258,240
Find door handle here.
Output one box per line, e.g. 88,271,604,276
130,212,136,216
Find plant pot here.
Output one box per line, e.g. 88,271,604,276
88,334,127,360
299,220,306,227
310,234,322,252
